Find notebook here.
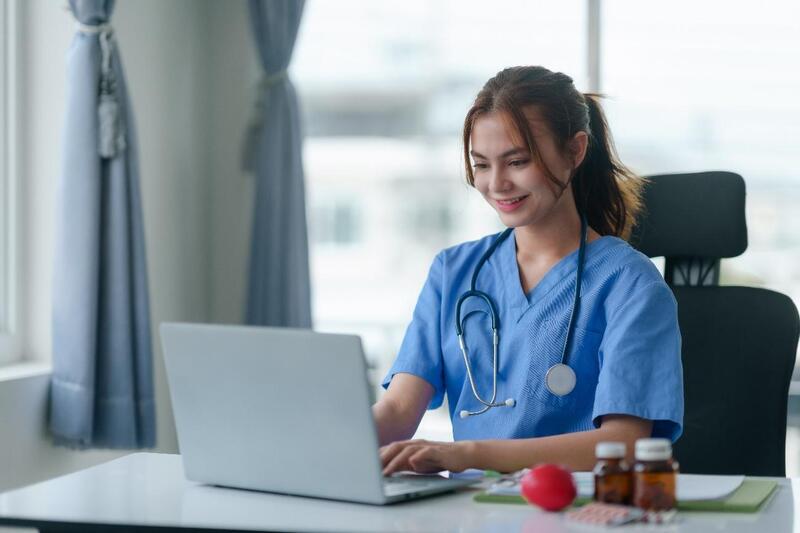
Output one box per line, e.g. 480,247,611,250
475,471,777,513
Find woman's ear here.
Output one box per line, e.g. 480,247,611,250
568,131,589,169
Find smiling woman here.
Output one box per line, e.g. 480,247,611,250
373,66,683,475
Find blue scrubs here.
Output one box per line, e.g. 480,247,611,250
382,232,684,442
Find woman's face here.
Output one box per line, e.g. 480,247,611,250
470,109,584,229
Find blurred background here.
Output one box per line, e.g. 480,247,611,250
0,0,798,494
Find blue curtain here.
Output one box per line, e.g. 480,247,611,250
243,0,312,328
50,0,155,448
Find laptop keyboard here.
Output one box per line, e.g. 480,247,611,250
383,475,452,496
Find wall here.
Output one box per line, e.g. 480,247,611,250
0,0,253,493
206,0,257,324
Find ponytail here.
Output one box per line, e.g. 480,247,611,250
574,93,644,239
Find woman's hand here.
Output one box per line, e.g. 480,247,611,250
380,439,476,476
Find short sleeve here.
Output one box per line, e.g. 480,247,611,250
381,253,446,409
592,279,684,441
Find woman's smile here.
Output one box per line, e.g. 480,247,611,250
494,195,530,212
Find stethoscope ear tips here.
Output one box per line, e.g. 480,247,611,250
504,398,516,407
459,410,470,419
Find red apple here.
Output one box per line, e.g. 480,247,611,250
520,464,577,511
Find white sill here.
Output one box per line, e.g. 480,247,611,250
0,361,52,382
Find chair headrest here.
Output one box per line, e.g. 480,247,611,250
629,171,748,259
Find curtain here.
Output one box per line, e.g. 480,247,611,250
243,0,312,328
50,0,155,449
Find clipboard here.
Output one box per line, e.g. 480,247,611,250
473,478,778,513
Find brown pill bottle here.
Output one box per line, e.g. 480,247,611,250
632,438,679,511
593,442,632,505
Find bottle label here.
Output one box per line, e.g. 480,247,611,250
633,473,676,510
595,473,632,505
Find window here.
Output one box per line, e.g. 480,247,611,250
311,199,362,246
600,0,800,475
0,0,20,364
601,0,800,357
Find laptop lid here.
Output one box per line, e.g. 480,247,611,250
161,323,388,504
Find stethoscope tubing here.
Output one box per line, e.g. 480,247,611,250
455,217,588,417
560,220,587,365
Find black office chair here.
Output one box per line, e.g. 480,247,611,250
630,171,800,476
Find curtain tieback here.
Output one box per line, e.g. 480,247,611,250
74,21,112,34
260,69,288,89
74,19,126,159
241,69,289,173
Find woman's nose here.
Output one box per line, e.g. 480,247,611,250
488,167,511,193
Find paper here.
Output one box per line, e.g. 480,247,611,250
677,474,745,501
487,471,745,502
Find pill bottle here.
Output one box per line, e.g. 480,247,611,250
593,442,632,505
632,438,679,511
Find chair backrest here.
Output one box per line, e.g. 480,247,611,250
672,287,798,475
631,171,747,286
630,171,800,476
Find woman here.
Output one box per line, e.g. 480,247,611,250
374,66,683,475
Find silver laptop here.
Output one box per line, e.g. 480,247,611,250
160,322,478,505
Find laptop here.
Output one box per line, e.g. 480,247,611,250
160,322,478,505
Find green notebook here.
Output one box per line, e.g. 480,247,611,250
473,479,778,513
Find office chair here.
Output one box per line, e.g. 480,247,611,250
630,171,800,476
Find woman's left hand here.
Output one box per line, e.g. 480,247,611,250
380,439,476,476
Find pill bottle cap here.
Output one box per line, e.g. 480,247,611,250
635,438,672,461
595,442,626,459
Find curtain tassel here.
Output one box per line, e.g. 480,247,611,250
241,69,288,173
97,29,126,159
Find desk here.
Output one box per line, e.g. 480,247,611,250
0,453,794,532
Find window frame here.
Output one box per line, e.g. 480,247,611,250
0,0,21,365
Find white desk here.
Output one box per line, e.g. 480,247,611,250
0,453,794,532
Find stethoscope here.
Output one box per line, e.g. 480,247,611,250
455,216,588,418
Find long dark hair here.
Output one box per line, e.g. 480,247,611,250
462,66,643,239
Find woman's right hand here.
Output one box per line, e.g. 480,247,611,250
380,438,476,475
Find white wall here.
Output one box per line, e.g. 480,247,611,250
115,0,219,457
0,0,254,492
206,0,257,324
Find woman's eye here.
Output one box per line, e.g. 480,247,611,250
509,159,529,167
472,162,488,170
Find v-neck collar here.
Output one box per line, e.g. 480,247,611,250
488,230,620,323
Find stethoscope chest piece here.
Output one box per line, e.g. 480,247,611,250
545,363,577,397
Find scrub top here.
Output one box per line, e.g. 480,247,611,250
382,232,684,442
